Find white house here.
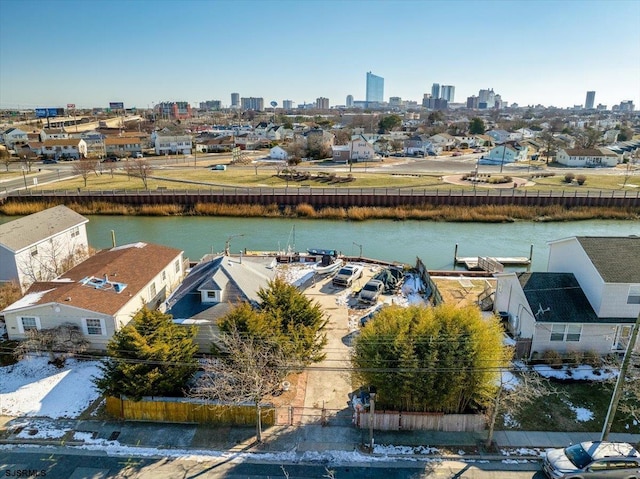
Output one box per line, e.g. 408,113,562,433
39,128,69,142
1,242,185,351
0,205,90,292
166,255,276,352
494,236,640,359
556,148,620,167
269,145,289,160
154,135,192,155
332,136,376,163
479,143,528,165
1,128,29,149
429,133,456,151
41,139,87,160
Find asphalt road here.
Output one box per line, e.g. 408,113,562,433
0,449,545,479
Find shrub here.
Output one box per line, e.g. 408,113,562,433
576,174,586,185
565,350,584,368
542,349,563,369
583,350,602,369
564,173,575,183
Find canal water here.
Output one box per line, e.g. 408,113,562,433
65,216,638,271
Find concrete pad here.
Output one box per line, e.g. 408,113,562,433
68,468,110,479
116,423,196,448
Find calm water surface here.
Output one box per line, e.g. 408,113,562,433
75,216,639,271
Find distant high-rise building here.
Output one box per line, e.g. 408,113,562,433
585,91,596,109
282,100,293,110
231,93,240,108
316,97,329,109
441,85,455,102
466,96,479,109
199,100,221,111
346,95,354,107
431,83,440,100
240,97,264,111
389,96,402,108
478,88,495,109
157,101,192,119
366,72,384,107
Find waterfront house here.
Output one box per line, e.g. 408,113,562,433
165,255,277,352
0,205,89,292
1,242,185,350
556,148,620,167
494,236,640,359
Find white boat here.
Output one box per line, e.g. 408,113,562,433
313,258,344,274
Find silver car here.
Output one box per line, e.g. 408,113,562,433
543,441,640,478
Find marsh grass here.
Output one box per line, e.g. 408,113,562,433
2,200,638,222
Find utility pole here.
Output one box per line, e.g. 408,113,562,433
601,312,640,441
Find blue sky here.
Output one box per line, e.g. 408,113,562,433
1,0,638,110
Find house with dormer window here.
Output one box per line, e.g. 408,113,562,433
494,236,640,359
166,255,277,352
1,242,184,350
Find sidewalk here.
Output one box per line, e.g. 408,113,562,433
2,416,639,459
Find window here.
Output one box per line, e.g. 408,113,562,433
206,291,217,299
19,316,41,333
149,282,157,298
70,226,80,238
162,271,167,282
627,285,640,305
550,324,565,341
174,260,180,273
30,246,38,257
550,324,582,342
84,318,105,335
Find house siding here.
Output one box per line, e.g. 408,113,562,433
531,323,619,356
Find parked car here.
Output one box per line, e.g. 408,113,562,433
42,158,57,164
452,152,462,157
211,164,227,171
542,441,640,479
133,152,143,158
358,279,384,304
332,264,364,287
101,156,119,163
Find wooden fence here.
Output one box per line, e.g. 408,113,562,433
105,396,275,426
354,410,485,432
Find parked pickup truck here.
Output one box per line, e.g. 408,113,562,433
332,264,364,287
358,279,384,304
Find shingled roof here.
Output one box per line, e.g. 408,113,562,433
576,236,640,283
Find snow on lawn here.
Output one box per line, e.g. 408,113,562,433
0,356,101,418
533,364,617,381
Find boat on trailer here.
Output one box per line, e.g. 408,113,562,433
308,248,343,274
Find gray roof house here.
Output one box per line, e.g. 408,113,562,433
166,255,277,352
494,235,640,359
0,205,89,292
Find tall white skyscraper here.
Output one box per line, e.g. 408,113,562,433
346,94,354,107
441,85,455,102
366,72,384,106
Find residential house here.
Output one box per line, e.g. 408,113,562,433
154,135,192,155
269,145,289,160
478,142,528,165
165,255,277,352
105,137,143,157
304,129,335,148
0,205,89,292
332,136,376,163
198,136,235,153
494,236,640,359
1,128,29,150
39,128,68,142
429,133,455,151
41,138,87,160
474,134,494,148
71,132,105,158
453,135,478,149
403,134,434,156
485,129,516,144
556,148,620,167
1,242,185,351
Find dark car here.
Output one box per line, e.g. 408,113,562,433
42,158,57,164
101,156,119,163
543,441,640,478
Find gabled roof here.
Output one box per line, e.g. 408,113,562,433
0,205,88,253
166,255,276,321
3,242,183,316
576,236,640,283
562,148,618,157
518,272,601,323
42,139,82,147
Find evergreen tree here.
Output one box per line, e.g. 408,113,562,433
94,307,199,401
218,277,328,365
352,304,509,413
469,117,486,134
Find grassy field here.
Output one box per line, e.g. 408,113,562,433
501,379,640,434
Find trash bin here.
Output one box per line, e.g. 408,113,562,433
498,311,510,323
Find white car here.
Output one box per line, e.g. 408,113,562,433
543,441,640,479
332,264,364,287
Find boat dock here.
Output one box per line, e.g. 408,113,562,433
453,244,532,272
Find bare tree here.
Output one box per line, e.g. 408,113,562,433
485,368,558,448
15,323,90,367
18,236,90,288
0,148,12,171
73,159,98,187
189,326,298,442
126,158,154,189
539,131,559,164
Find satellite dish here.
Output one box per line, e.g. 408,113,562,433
270,101,278,108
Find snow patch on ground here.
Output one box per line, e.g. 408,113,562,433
533,364,617,381
0,356,101,418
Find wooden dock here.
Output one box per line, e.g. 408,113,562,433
453,244,533,272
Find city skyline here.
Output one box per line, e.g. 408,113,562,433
0,0,639,110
